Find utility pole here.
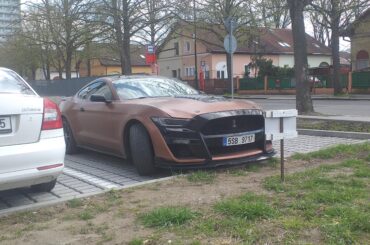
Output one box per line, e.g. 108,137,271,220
193,0,198,89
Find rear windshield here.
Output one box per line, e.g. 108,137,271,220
0,69,34,95
113,77,199,100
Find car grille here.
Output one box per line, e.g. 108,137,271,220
201,115,264,135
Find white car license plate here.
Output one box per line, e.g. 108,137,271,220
0,116,12,134
223,134,255,146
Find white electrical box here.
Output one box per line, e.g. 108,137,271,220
264,109,298,141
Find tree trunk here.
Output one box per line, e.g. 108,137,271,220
331,5,342,94
122,0,132,75
65,49,72,79
288,0,314,114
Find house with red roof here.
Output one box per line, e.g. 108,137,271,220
158,24,332,80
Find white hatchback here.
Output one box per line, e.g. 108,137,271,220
0,68,65,192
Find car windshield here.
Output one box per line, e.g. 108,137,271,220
0,69,34,95
113,77,199,100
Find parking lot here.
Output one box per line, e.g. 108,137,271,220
0,134,365,215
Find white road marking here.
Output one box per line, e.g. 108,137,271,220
63,167,119,189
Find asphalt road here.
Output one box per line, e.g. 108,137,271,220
251,99,370,117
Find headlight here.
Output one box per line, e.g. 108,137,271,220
151,117,191,128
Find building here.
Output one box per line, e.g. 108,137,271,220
0,0,20,42
158,24,332,80
78,44,152,77
343,9,370,71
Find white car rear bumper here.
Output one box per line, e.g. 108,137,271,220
0,130,65,191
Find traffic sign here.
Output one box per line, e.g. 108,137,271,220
224,17,237,33
224,34,237,54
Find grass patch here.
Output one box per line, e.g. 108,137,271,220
67,198,83,208
139,206,197,228
291,143,370,161
187,171,216,184
214,193,277,221
298,118,370,133
128,238,143,245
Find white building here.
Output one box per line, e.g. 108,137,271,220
0,0,20,41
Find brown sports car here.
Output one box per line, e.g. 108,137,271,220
60,75,274,175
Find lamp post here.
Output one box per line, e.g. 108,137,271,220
193,0,198,89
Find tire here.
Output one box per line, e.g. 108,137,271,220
129,123,156,176
31,179,57,192
63,118,78,154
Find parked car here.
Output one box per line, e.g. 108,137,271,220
60,75,274,175
0,68,65,192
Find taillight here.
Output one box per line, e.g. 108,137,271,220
42,98,62,130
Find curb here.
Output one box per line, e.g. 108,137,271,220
0,175,178,217
298,129,370,140
226,96,370,101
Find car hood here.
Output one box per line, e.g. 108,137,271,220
130,95,262,118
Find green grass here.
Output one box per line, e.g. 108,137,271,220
297,119,370,133
139,206,198,228
214,193,277,221
291,143,370,161
187,171,216,184
67,198,83,208
128,238,143,245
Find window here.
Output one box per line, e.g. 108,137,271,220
217,70,225,79
185,67,195,77
0,69,34,95
184,41,191,52
356,50,369,70
78,81,112,101
174,42,179,56
172,70,177,78
278,42,291,47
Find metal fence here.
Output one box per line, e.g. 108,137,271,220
28,77,102,97
239,77,264,90
352,71,370,88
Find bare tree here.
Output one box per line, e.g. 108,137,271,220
194,0,261,82
310,0,370,94
24,0,100,79
288,0,314,114
258,0,291,28
97,0,150,75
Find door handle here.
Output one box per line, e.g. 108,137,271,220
80,107,85,112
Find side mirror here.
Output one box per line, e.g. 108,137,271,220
90,94,111,103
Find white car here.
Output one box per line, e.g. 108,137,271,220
0,68,65,192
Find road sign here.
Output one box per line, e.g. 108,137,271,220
224,34,237,54
146,45,155,54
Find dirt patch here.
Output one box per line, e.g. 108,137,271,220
0,157,355,245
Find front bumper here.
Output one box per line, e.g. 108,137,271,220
155,151,275,169
152,110,274,168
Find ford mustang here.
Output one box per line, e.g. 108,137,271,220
60,75,274,175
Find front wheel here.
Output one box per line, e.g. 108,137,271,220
129,124,156,176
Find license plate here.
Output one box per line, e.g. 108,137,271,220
223,134,255,146
0,116,12,134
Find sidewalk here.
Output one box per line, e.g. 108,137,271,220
232,94,370,101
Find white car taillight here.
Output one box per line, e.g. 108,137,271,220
42,98,63,130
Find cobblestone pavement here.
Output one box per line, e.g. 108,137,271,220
0,135,366,215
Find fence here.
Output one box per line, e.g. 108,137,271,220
28,76,106,97
352,71,370,89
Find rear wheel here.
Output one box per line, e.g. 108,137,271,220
31,179,57,192
63,118,78,154
129,124,156,175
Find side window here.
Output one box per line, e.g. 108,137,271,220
77,81,112,100
93,83,113,101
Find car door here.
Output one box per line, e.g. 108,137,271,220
75,80,116,152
